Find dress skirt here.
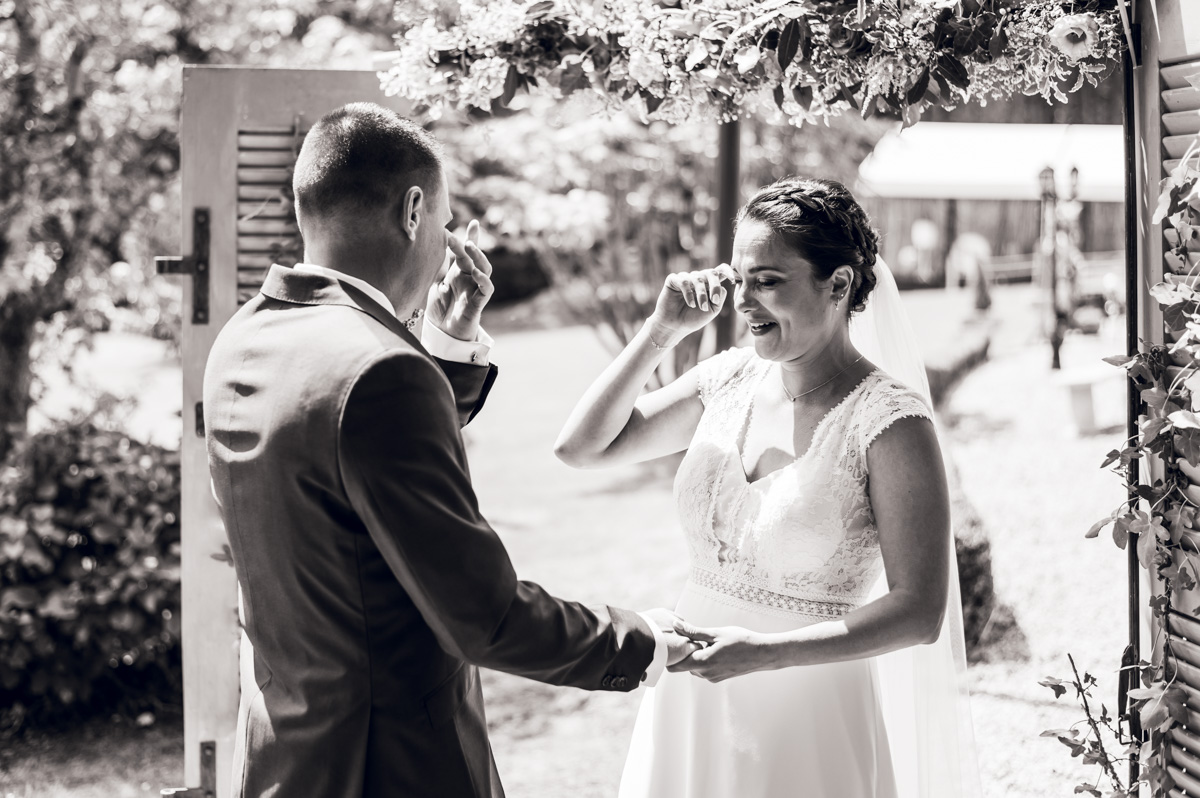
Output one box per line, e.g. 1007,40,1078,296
618,579,898,798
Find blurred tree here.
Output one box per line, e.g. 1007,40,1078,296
0,0,397,459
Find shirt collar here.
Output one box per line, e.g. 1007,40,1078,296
292,263,396,318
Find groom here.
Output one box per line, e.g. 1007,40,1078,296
203,103,696,798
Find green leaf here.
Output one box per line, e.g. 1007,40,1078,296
1150,280,1196,307
988,24,1008,60
1170,410,1200,430
1113,513,1132,549
792,83,813,111
1137,522,1159,569
1086,512,1115,539
500,65,520,108
906,69,931,106
1040,728,1078,741
525,1,556,20
778,19,801,70
1102,354,1135,367
685,39,709,71
936,53,970,89
1039,678,1068,699
735,45,761,74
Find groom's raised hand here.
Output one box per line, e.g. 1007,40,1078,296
426,219,496,341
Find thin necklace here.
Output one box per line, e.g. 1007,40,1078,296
781,355,865,402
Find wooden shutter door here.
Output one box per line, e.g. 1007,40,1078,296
169,67,408,796
1136,1,1200,793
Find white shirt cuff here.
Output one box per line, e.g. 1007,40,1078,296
636,611,668,687
421,322,494,366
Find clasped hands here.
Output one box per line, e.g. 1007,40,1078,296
642,608,774,684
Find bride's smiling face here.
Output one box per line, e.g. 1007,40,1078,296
731,219,851,362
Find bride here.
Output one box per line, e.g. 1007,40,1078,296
555,177,978,797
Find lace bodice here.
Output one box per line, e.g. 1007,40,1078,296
675,347,932,619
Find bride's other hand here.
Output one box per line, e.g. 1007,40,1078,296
648,265,736,346
666,621,773,683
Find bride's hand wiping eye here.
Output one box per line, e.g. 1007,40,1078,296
648,264,738,345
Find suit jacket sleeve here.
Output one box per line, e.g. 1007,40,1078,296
433,357,498,428
338,351,655,691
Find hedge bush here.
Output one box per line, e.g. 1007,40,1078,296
0,420,182,734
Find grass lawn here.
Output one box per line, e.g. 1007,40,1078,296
2,285,1133,797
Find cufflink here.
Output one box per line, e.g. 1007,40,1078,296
470,351,478,363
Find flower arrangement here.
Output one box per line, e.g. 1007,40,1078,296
383,0,1124,127
1047,135,1200,797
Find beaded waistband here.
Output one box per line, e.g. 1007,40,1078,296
688,567,857,620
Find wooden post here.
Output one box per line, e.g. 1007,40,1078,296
714,120,741,352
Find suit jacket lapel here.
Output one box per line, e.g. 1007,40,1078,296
259,264,426,352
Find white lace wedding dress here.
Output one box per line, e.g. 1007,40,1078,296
619,346,934,798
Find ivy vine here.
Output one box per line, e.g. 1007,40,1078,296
1045,134,1200,797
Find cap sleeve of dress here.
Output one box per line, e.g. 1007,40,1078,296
693,346,756,406
856,377,934,459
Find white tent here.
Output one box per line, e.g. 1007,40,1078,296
856,122,1124,203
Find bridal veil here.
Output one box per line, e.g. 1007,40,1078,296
850,258,983,798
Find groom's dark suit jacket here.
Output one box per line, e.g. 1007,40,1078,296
203,265,657,798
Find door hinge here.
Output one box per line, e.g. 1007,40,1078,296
157,208,210,325
195,401,205,439
1118,643,1142,740
161,740,216,798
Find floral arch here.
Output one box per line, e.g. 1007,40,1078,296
384,0,1126,126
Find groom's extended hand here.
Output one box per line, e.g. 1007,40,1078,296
642,608,705,667
426,219,495,341
666,621,774,683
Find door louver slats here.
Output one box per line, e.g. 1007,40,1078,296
236,126,305,304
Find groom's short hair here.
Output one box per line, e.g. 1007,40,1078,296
293,103,443,225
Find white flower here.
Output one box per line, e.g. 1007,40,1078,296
460,57,511,108
1049,13,1100,62
628,50,666,88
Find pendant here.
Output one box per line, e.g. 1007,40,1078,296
402,308,424,331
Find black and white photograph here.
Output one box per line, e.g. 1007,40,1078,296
0,0,1197,796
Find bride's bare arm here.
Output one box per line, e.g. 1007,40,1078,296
553,322,703,469
555,266,734,469
670,416,951,680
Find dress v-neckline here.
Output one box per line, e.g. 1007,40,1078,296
733,365,877,487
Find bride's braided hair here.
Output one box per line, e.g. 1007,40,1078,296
736,177,879,314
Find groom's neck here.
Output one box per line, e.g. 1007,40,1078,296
302,236,416,310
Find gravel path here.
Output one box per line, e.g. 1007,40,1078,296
945,287,1133,797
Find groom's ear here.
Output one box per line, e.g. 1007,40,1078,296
398,185,423,242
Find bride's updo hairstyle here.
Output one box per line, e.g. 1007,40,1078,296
736,177,880,315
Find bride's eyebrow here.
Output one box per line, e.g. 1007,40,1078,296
746,265,786,275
